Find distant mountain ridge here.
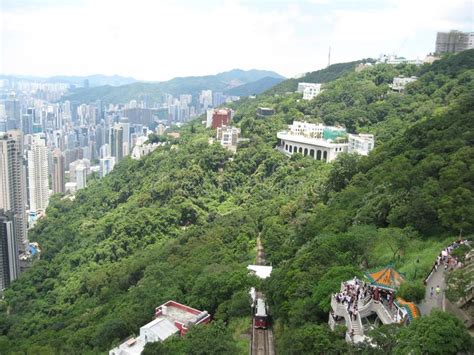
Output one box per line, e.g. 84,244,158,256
62,69,285,103
0,74,137,87
224,76,285,96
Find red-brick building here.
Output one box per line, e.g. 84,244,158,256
211,108,232,129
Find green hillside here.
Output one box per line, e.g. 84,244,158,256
1,51,473,354
264,59,373,95
63,69,284,104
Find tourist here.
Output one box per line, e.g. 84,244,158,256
430,286,434,298
435,285,441,296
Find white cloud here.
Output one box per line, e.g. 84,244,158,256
0,0,471,80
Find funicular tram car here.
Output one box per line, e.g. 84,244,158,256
254,298,269,329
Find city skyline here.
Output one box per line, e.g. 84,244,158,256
1,0,472,81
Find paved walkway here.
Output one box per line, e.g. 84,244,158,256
419,266,446,316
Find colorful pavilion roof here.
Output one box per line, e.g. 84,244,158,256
364,265,405,291
395,298,420,321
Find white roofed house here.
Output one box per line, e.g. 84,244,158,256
389,76,417,93
109,300,210,355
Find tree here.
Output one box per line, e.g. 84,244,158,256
394,310,473,355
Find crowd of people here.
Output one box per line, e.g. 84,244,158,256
426,239,471,284
333,276,398,324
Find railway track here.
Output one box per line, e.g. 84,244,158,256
251,235,275,355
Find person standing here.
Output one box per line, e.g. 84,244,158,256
430,286,434,298
435,285,441,296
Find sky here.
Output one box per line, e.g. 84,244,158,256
1,0,473,81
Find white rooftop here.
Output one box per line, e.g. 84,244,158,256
247,265,273,279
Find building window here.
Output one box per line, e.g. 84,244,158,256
317,150,321,160
285,144,288,151
289,145,292,153
323,151,328,161
304,148,308,156
310,149,315,158
299,147,303,153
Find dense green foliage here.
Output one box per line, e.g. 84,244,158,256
64,69,284,104
2,50,473,354
265,59,372,95
142,321,239,355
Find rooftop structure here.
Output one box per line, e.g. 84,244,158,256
256,107,275,118
276,121,374,162
247,265,273,279
110,300,210,355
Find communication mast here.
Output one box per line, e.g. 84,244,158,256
328,46,331,67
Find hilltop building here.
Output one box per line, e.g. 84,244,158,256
276,121,374,162
297,82,322,100
377,54,423,65
216,125,241,153
110,300,210,355
206,108,233,129
256,107,275,118
435,30,474,54
389,76,417,92
131,136,160,160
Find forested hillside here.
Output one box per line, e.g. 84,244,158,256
264,59,372,95
1,51,473,354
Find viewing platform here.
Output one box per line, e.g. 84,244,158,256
328,267,420,344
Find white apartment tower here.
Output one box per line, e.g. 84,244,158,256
27,135,50,211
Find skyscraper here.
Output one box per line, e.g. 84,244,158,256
435,30,474,54
110,124,124,162
52,148,65,194
0,131,28,253
0,210,19,290
27,135,50,211
99,156,115,178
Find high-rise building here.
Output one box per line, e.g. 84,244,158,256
5,95,21,130
435,30,474,54
52,148,65,194
27,135,49,211
110,124,126,162
75,164,87,190
99,156,115,178
0,131,28,253
22,108,35,135
0,211,19,290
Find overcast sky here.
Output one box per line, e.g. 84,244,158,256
1,0,472,81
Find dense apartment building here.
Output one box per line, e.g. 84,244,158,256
0,131,28,253
27,135,50,211
0,211,19,291
435,30,474,54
